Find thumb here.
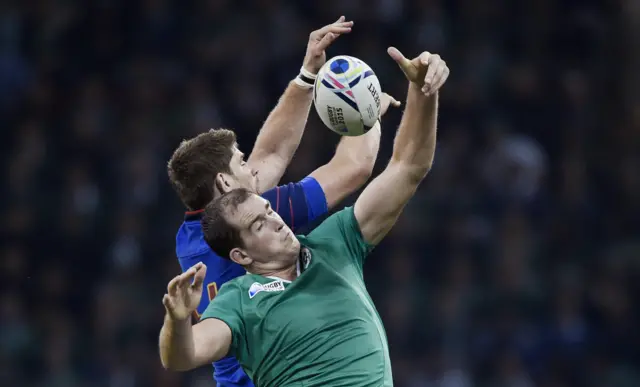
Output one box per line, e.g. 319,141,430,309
163,294,174,312
388,47,418,80
387,47,410,67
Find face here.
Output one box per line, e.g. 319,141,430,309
227,194,300,271
223,146,259,193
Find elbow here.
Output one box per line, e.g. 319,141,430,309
345,162,374,192
160,357,172,371
160,359,173,371
354,161,374,185
159,355,176,371
410,163,433,182
336,155,375,188
160,358,190,372
352,151,377,183
160,347,195,372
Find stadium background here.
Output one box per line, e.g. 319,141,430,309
1,0,639,386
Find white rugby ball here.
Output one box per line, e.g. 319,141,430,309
313,55,382,136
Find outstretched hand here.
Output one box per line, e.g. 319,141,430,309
303,16,354,75
162,262,207,321
387,47,450,96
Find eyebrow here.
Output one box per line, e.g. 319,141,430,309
247,202,271,229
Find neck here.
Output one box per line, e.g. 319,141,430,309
249,249,300,282
262,264,297,282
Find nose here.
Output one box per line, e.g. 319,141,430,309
277,223,284,232
251,169,258,176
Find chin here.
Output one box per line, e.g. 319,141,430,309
290,237,300,251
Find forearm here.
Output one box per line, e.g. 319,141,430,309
255,82,313,157
249,82,313,190
311,122,381,209
159,315,196,371
354,88,439,245
391,84,438,177
331,122,381,183
335,121,381,175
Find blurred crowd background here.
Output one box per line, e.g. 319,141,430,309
1,0,639,386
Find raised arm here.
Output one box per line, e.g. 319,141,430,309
355,49,450,245
159,263,231,371
310,93,400,209
248,17,353,193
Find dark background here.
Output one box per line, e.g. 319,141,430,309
1,0,639,386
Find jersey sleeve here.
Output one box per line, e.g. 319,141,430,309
201,282,245,357
307,206,374,268
261,176,328,232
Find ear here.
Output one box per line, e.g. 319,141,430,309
229,248,252,266
215,173,233,194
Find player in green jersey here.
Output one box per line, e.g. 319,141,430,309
159,47,450,387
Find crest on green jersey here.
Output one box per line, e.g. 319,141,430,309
248,280,285,299
300,247,312,272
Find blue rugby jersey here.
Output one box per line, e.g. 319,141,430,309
175,176,328,387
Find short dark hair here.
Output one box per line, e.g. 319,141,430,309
201,188,253,260
167,129,237,210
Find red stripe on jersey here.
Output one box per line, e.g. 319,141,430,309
289,197,294,231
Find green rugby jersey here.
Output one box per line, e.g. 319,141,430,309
201,207,393,387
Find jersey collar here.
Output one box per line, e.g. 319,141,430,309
263,246,310,282
184,209,204,221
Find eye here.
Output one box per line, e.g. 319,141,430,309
256,222,264,231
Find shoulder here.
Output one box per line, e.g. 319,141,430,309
177,221,246,283
217,275,252,296
299,206,373,265
307,207,359,240
176,220,209,258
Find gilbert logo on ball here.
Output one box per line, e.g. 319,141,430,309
313,56,382,136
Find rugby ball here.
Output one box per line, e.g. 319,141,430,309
313,56,382,136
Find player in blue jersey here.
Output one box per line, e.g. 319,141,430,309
166,16,400,387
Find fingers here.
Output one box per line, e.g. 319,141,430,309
327,24,353,34
178,266,197,287
387,94,402,107
421,54,448,95
167,275,180,296
312,18,353,40
418,52,432,66
429,62,449,95
315,32,338,52
422,53,439,94
380,93,401,118
383,93,401,107
167,262,207,297
192,263,207,290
